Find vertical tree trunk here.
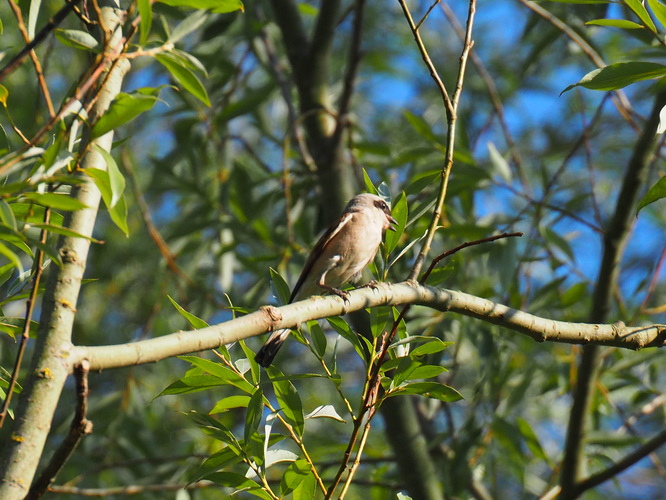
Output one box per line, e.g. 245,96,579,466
0,3,130,497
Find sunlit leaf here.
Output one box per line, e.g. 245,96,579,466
281,459,311,497
157,0,244,14
268,367,304,437
55,29,100,51
637,176,666,213
156,53,210,106
21,193,88,211
91,90,159,138
563,61,666,93
167,294,209,329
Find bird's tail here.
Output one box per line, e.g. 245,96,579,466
255,328,292,367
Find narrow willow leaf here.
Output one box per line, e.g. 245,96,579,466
387,381,463,402
29,223,103,243
637,176,666,214
304,404,345,422
209,395,251,414
137,0,153,46
156,53,210,106
93,146,125,208
562,62,666,93
167,294,209,329
202,472,272,500
244,388,263,447
28,0,41,41
384,191,407,255
268,367,304,437
585,19,645,29
54,29,100,51
91,91,159,138
84,168,129,235
281,459,311,497
269,267,290,305
0,241,23,275
21,192,89,211
157,0,244,14
166,9,208,44
180,355,255,393
625,0,658,32
648,0,666,30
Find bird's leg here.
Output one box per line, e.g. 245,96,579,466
359,280,380,290
317,272,350,301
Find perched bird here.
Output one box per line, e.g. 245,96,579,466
255,193,398,367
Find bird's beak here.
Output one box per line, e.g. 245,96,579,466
387,214,398,231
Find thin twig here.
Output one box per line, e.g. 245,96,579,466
0,0,82,84
402,0,476,281
27,360,93,500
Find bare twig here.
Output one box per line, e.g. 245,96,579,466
0,0,82,87
401,0,476,281
27,360,93,500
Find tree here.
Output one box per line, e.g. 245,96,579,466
0,0,665,498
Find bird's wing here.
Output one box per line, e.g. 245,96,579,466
289,212,353,302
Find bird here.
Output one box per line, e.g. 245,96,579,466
255,193,398,367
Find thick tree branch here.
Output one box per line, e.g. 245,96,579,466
560,91,666,497
72,282,666,372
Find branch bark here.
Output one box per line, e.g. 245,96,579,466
71,282,666,372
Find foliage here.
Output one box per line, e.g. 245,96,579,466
0,0,665,499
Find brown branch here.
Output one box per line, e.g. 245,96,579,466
0,0,82,85
27,360,93,500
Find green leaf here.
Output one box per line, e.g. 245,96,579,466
0,241,23,275
84,168,129,235
21,192,88,211
648,0,666,30
93,146,125,208
384,191,407,255
563,62,666,93
292,471,316,500
269,267,291,305
403,110,440,144
138,0,153,46
517,418,551,463
307,320,326,358
156,0,244,14
281,459,311,497
637,176,666,213
326,316,369,362
625,0,658,32
167,9,208,44
268,367,304,437
30,223,103,243
55,29,100,51
361,169,379,195
203,472,272,500
0,200,16,230
167,294,210,329
156,53,210,106
10,204,64,226
91,90,159,138
209,395,251,414
585,19,645,29
191,448,243,482
244,388,264,447
387,381,463,402
180,355,255,393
